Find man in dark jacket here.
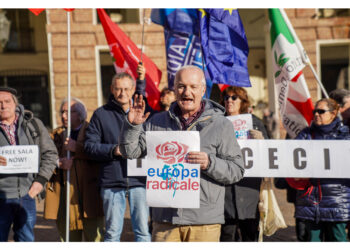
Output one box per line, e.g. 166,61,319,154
84,65,151,242
119,65,245,242
0,87,57,242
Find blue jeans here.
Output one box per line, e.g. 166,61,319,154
0,194,36,242
100,186,150,242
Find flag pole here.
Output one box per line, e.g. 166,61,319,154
279,8,329,98
65,10,71,242
198,10,209,98
140,9,146,63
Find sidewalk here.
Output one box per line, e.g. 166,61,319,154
8,184,297,242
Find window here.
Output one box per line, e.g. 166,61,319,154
320,44,350,95
99,51,115,104
317,9,350,18
4,9,35,52
0,70,50,127
97,9,140,24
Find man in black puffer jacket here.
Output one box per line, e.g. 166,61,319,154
84,64,151,242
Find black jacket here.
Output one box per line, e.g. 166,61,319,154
84,95,146,188
294,118,350,222
224,114,268,221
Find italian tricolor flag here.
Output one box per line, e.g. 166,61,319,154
269,9,314,138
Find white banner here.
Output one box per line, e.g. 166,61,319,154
127,157,147,176
238,140,350,178
226,114,253,139
0,145,39,174
146,131,200,208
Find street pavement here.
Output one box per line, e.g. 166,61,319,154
8,182,297,242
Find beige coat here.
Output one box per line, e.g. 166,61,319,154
44,121,104,230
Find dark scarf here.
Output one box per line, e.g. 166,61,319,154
310,117,341,139
174,101,205,130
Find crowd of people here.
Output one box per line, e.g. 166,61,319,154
0,64,350,242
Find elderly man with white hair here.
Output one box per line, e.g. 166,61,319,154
44,97,104,242
119,65,245,242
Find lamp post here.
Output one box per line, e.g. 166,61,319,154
0,10,11,48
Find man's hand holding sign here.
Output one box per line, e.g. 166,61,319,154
0,155,6,166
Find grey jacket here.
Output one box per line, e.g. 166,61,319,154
119,99,244,225
0,105,58,199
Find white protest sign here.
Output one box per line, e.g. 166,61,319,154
146,131,200,208
0,145,39,174
238,140,350,178
127,157,147,176
226,114,253,139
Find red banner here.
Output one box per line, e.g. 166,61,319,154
29,9,45,16
97,9,161,110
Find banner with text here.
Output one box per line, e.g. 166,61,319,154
0,145,39,174
146,131,200,208
226,114,253,139
238,140,350,178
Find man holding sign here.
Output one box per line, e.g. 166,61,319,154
120,65,244,242
0,87,57,242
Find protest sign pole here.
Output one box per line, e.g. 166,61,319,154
65,10,71,242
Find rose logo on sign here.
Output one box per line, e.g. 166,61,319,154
156,141,188,197
156,141,188,164
233,119,246,131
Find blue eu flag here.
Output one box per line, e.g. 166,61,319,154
151,9,213,98
151,9,199,35
199,9,251,87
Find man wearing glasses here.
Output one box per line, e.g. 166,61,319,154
84,64,151,242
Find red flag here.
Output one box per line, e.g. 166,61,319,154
29,9,45,16
217,84,230,92
97,9,162,110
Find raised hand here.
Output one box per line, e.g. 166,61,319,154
127,94,150,125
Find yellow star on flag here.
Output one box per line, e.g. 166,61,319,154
223,8,236,15
198,9,206,18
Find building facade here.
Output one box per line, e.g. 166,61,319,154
0,8,350,136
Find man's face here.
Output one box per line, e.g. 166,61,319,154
61,101,81,129
0,91,16,123
174,68,206,117
111,77,135,106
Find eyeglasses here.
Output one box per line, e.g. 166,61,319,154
224,95,239,101
312,109,332,115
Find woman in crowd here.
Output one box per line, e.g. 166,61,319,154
292,98,350,241
219,86,268,242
